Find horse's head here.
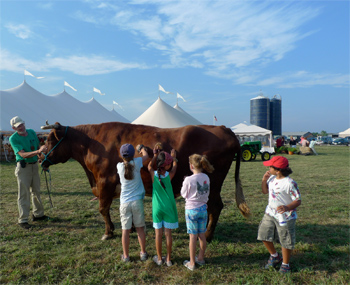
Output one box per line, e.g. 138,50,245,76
40,121,71,170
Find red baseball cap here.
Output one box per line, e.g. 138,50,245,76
263,156,289,169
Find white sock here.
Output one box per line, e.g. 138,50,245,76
282,262,289,266
271,252,278,257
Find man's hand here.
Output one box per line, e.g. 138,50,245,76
38,145,47,154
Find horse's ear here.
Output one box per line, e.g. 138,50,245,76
52,123,65,141
41,121,61,130
52,128,60,141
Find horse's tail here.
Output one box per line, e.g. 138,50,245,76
234,149,251,218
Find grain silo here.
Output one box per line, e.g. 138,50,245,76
250,93,270,129
270,94,282,136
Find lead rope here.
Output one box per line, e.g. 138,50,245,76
40,125,69,208
43,169,54,208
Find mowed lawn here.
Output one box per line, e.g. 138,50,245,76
0,145,349,284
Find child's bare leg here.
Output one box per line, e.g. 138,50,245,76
122,229,131,258
189,233,198,266
263,241,277,254
281,247,292,264
164,228,172,262
155,228,163,261
197,232,207,261
136,226,146,254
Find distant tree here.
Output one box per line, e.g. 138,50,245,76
312,132,318,137
320,130,328,136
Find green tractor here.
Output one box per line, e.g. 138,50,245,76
240,141,273,162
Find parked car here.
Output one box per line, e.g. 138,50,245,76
332,138,347,145
316,137,333,145
343,137,350,145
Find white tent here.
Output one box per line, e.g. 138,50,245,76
132,97,202,128
173,103,202,125
0,81,130,132
339,128,350,138
231,123,273,147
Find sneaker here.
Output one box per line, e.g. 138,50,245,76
140,252,148,261
195,256,205,266
183,260,195,271
264,253,282,269
18,222,31,229
153,255,163,266
162,257,173,267
32,215,49,221
121,255,130,262
279,264,291,274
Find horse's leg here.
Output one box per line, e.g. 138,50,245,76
98,182,115,240
205,192,224,242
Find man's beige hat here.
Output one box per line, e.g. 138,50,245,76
10,116,25,128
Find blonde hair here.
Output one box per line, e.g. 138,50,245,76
189,154,214,173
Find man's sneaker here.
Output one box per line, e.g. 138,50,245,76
32,215,49,221
279,264,291,274
18,222,31,229
140,252,148,261
264,253,282,269
153,255,163,266
121,255,130,262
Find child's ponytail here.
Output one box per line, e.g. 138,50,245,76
189,154,214,173
156,152,166,189
123,158,135,180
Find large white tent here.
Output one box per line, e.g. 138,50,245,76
231,123,273,147
339,128,350,138
173,103,202,125
132,97,202,128
0,81,129,132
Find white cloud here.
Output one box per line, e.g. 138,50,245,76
5,23,32,39
104,0,320,75
73,10,100,24
46,55,149,75
0,49,149,76
37,1,54,10
257,71,349,88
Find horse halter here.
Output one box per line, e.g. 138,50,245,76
41,126,69,168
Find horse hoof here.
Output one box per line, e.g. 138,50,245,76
101,234,111,240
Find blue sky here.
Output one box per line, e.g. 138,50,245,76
1,0,349,133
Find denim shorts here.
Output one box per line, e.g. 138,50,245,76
120,199,145,230
257,214,296,250
185,205,208,235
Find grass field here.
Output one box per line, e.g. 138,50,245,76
1,145,349,284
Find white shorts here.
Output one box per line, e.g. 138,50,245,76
120,199,145,230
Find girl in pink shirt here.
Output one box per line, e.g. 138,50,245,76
180,154,214,270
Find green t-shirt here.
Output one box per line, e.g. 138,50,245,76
9,129,39,163
152,172,178,225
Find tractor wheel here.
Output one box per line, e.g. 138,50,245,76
251,154,256,160
261,152,271,161
242,149,252,161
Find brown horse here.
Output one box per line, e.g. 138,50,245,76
41,121,250,241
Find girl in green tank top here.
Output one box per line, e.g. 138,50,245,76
148,144,178,267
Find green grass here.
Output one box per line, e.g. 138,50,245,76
1,145,349,284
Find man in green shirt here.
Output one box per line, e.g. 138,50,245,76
9,116,48,229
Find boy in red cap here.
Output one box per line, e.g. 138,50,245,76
258,156,301,273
